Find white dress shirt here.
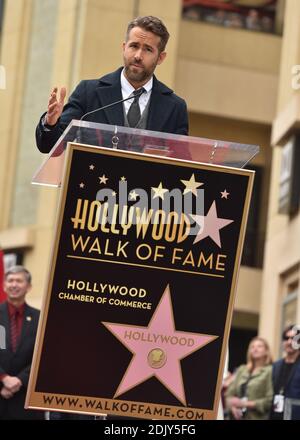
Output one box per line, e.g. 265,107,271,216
121,69,152,116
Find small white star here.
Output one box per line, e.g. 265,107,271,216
152,182,168,200
221,189,230,199
79,182,85,188
181,174,203,196
89,164,95,170
120,176,127,181
99,174,108,184
112,191,117,196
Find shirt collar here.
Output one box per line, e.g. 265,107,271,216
7,301,25,317
121,69,153,97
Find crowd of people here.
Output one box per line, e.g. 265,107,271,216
183,6,275,34
223,328,300,420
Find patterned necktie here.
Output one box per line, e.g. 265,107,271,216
10,310,19,352
127,88,145,128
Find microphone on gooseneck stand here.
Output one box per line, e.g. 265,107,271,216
75,88,146,144
80,88,145,122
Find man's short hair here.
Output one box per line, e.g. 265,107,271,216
5,265,32,284
126,16,170,52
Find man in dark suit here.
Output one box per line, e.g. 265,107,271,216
36,15,188,153
0,266,44,420
270,324,300,420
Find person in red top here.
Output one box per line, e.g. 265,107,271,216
0,266,43,419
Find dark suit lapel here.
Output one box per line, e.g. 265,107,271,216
0,303,11,351
286,356,300,389
95,69,175,130
95,69,124,126
147,76,174,132
273,360,283,392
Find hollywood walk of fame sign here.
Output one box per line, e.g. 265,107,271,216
27,144,254,420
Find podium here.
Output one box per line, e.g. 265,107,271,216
27,121,258,420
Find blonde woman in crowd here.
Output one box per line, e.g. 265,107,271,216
225,337,273,420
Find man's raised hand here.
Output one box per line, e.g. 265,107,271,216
45,86,66,126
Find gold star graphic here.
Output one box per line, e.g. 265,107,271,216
221,189,230,199
120,176,126,181
152,182,168,200
181,174,203,196
129,190,139,201
99,174,108,184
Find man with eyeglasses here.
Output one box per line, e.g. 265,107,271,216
270,324,300,420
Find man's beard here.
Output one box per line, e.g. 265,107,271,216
125,65,148,83
124,61,156,84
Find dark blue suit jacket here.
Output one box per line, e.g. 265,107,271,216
272,357,300,420
36,67,189,153
0,302,43,419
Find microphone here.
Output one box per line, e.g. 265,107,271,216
79,87,146,122
74,87,146,145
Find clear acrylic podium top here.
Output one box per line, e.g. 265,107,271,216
32,120,259,186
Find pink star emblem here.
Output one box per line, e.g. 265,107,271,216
102,285,217,405
220,189,230,199
191,201,234,248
